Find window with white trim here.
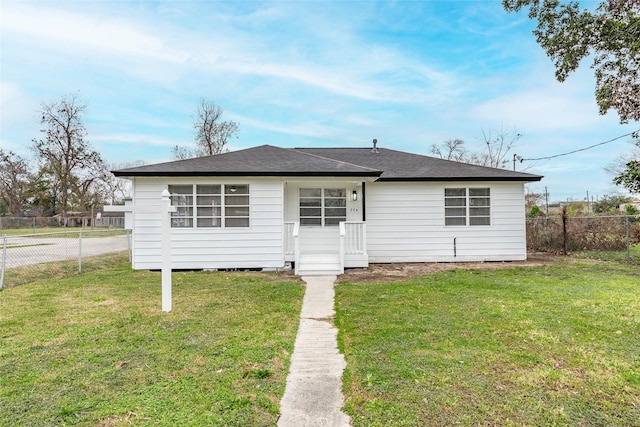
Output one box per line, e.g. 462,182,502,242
445,188,491,226
169,184,249,228
299,188,346,226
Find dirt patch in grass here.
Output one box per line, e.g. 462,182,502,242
339,252,598,283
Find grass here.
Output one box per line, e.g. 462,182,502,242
0,264,303,426
336,260,640,426
576,243,640,263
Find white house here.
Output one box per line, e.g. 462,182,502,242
112,143,542,275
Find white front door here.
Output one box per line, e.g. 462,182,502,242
299,187,347,226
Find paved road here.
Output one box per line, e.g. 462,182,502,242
2,234,129,269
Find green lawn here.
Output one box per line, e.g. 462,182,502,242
0,265,303,426
577,243,640,263
4,255,639,426
336,261,640,426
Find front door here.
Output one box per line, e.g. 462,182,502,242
299,188,347,226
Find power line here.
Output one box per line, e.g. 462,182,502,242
521,129,639,162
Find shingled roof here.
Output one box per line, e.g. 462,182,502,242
112,145,381,178
296,147,542,182
113,144,542,182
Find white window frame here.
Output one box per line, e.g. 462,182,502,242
169,184,250,228
444,187,491,226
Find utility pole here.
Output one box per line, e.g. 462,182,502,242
545,186,549,215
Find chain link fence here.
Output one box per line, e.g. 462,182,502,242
0,216,125,232
527,215,640,261
0,229,131,289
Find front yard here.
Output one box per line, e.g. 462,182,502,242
336,260,640,426
0,266,303,426
1,255,638,426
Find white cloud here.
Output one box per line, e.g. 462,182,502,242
1,3,189,64
3,2,459,105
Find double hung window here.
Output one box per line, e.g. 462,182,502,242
445,188,491,226
299,188,347,226
169,184,249,228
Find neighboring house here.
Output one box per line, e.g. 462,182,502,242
112,143,542,275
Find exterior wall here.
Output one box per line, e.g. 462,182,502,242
365,181,528,262
130,177,284,270
130,176,529,269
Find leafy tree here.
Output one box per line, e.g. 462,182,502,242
27,166,59,216
32,93,106,221
0,150,32,215
565,200,588,216
613,159,640,193
624,203,639,216
528,205,544,217
172,99,239,160
503,0,640,124
69,165,111,211
592,193,632,213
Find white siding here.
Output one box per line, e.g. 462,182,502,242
131,177,284,270
365,181,527,262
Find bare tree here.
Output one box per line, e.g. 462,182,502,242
429,138,468,161
476,126,522,169
429,127,522,169
172,99,239,159
32,93,105,221
0,150,32,215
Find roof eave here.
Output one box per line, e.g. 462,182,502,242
376,176,543,182
112,171,383,178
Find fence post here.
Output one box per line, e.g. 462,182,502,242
78,231,83,274
127,229,132,262
562,207,568,256
0,235,6,290
626,216,630,261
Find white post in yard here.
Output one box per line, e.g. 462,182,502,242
160,190,175,312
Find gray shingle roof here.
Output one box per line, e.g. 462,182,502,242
112,145,382,178
113,144,542,182
296,147,542,181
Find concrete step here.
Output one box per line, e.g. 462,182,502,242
297,252,342,276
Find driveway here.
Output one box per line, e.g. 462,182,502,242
3,234,129,269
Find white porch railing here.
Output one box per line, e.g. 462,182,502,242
343,221,367,255
285,221,366,274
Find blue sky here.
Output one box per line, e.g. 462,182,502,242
1,0,638,202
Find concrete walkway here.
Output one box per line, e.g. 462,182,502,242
278,275,352,427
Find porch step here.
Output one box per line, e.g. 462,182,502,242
297,252,342,276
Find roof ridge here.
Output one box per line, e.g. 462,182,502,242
289,147,381,173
